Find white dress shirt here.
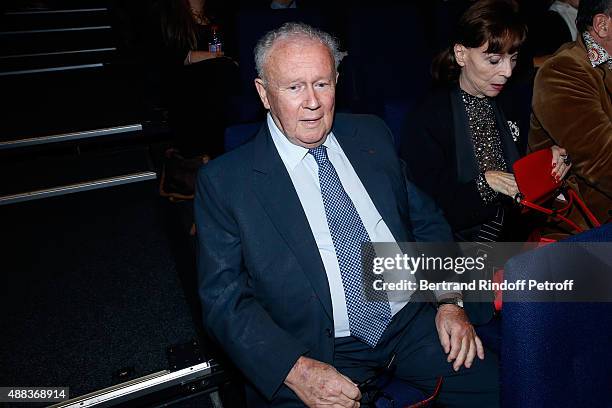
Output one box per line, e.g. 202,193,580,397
267,114,409,337
549,1,578,41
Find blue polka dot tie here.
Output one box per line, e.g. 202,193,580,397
309,145,392,347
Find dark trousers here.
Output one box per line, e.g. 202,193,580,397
334,303,500,408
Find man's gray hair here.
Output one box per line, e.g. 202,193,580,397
254,22,343,83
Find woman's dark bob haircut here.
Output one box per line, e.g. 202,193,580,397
433,0,527,83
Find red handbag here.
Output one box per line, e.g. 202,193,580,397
492,149,602,312
512,148,601,233
512,148,562,206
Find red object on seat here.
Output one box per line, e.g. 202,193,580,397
512,148,561,205
513,149,601,233
491,149,602,312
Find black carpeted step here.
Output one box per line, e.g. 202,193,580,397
0,64,145,142
0,7,110,32
0,145,152,196
4,0,109,13
0,47,116,72
0,26,115,58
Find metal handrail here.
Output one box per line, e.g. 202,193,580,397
0,172,157,206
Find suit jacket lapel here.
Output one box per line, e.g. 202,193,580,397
251,125,334,322
451,87,480,183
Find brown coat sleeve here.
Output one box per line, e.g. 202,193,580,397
530,52,612,197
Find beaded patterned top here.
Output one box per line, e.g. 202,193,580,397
461,89,507,204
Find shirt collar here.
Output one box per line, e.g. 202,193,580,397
267,113,339,171
549,1,578,40
583,31,612,69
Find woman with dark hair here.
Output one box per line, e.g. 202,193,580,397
158,0,225,66
401,0,570,242
153,0,238,159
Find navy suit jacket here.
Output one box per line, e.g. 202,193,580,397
195,113,451,404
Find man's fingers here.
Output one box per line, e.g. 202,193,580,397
331,403,359,408
285,357,362,407
447,328,462,362
338,373,361,401
453,336,468,371
437,323,451,354
464,336,477,368
331,401,359,408
339,380,361,401
475,334,485,360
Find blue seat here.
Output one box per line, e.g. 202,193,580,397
501,223,612,408
224,122,261,152
474,315,501,355
343,5,433,143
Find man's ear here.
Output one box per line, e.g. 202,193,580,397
454,44,466,67
254,78,271,110
593,13,611,38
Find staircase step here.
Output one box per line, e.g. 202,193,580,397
0,171,157,205
0,47,115,73
4,0,109,13
1,9,110,32
0,65,144,142
0,26,114,56
0,146,155,201
0,124,142,150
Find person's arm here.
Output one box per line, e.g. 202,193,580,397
184,50,224,65
402,163,484,370
284,356,361,407
195,168,309,400
531,56,612,196
435,303,485,371
403,168,454,243
401,109,497,231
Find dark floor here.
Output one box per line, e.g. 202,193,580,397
0,180,227,406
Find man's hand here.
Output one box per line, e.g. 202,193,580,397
284,356,361,407
435,305,485,371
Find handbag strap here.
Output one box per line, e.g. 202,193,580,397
520,198,585,232
405,377,443,408
518,186,602,233
567,189,602,228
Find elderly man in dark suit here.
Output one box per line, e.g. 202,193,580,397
195,22,499,407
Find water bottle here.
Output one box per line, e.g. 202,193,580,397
208,26,223,53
